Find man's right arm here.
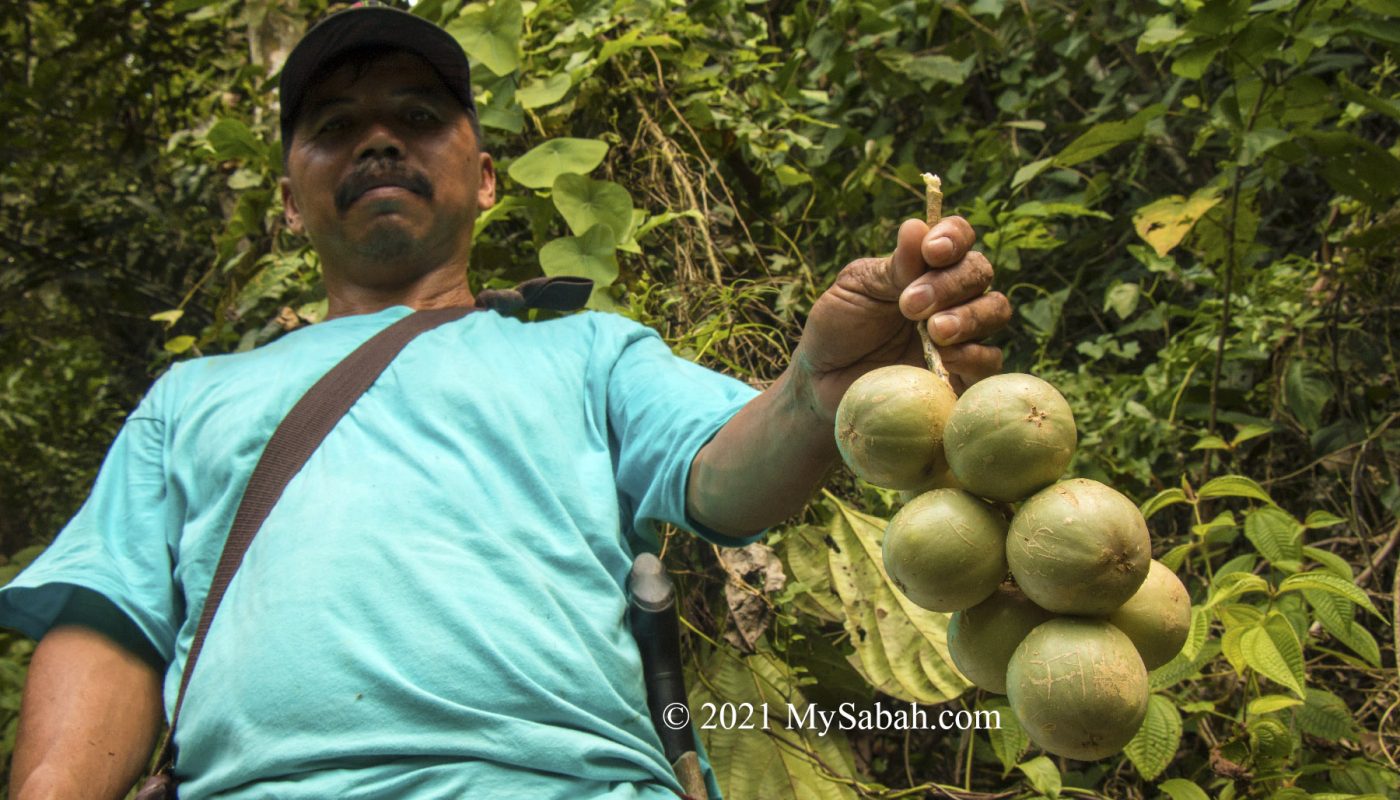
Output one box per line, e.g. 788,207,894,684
10,591,166,800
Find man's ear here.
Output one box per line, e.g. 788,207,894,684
280,176,305,235
477,151,497,211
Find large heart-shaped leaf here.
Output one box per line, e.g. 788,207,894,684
507,138,609,189
539,223,618,286
552,174,634,239
446,0,522,76
516,73,571,109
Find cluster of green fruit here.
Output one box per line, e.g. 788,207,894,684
835,367,1191,761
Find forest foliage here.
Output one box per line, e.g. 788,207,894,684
2,0,1398,797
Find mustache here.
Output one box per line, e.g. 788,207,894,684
334,160,434,213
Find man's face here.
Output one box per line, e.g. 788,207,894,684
280,51,495,288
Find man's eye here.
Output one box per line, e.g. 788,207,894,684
317,117,348,135
407,108,435,124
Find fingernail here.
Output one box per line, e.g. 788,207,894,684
907,285,935,315
932,314,960,342
930,236,955,263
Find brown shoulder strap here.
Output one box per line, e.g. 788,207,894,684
146,274,594,781
149,305,470,773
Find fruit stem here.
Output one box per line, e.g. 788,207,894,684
919,172,953,387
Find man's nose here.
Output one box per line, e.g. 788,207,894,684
356,121,404,160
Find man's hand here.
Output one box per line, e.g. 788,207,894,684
794,216,1012,416
686,214,1011,537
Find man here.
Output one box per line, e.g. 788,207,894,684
3,6,1010,799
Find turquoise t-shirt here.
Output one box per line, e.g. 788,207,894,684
0,306,760,798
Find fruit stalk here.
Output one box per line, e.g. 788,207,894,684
919,173,952,385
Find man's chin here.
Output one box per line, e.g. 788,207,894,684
350,226,420,263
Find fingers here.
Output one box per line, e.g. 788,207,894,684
925,290,1011,347
921,217,976,267
899,250,997,321
889,216,978,290
938,341,1004,391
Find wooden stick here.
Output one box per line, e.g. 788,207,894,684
919,172,953,385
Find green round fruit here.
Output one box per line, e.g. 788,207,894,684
835,365,957,490
882,488,1009,612
942,373,1077,503
948,582,1054,694
1007,617,1149,760
1007,479,1151,615
1108,559,1191,669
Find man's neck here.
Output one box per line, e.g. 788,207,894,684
322,270,476,320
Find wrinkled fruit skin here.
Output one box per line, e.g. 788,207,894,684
1007,478,1151,615
943,373,1076,503
836,365,957,490
948,582,1054,694
1108,559,1191,670
882,488,1009,613
1007,617,1149,761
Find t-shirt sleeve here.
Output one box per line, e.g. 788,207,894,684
602,317,764,549
0,377,180,662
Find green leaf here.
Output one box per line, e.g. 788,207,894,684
1303,510,1347,529
1230,424,1275,446
552,174,634,239
1304,130,1400,209
1192,435,1230,451
1159,542,1193,571
1181,606,1210,660
1301,546,1353,579
1284,360,1332,432
1296,688,1359,742
515,73,571,109
149,309,184,325
1197,475,1273,504
538,224,619,287
1105,282,1141,319
1150,639,1217,691
781,524,844,623
1244,507,1303,565
164,335,197,354
205,118,264,162
1304,590,1383,666
1053,104,1165,167
1339,73,1400,123
1248,694,1304,715
1157,778,1210,800
597,30,681,65
507,138,610,189
1241,615,1306,697
822,496,969,703
878,50,976,89
447,0,523,76
1170,41,1224,80
1206,571,1269,608
1221,625,1248,674
1141,488,1188,519
1017,755,1062,799
1132,186,1223,257
694,646,859,800
981,695,1028,774
1124,695,1182,780
1011,158,1053,191
633,209,703,241
1279,572,1380,617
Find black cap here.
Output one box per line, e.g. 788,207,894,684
279,4,476,149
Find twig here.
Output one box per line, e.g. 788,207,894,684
919,173,952,385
